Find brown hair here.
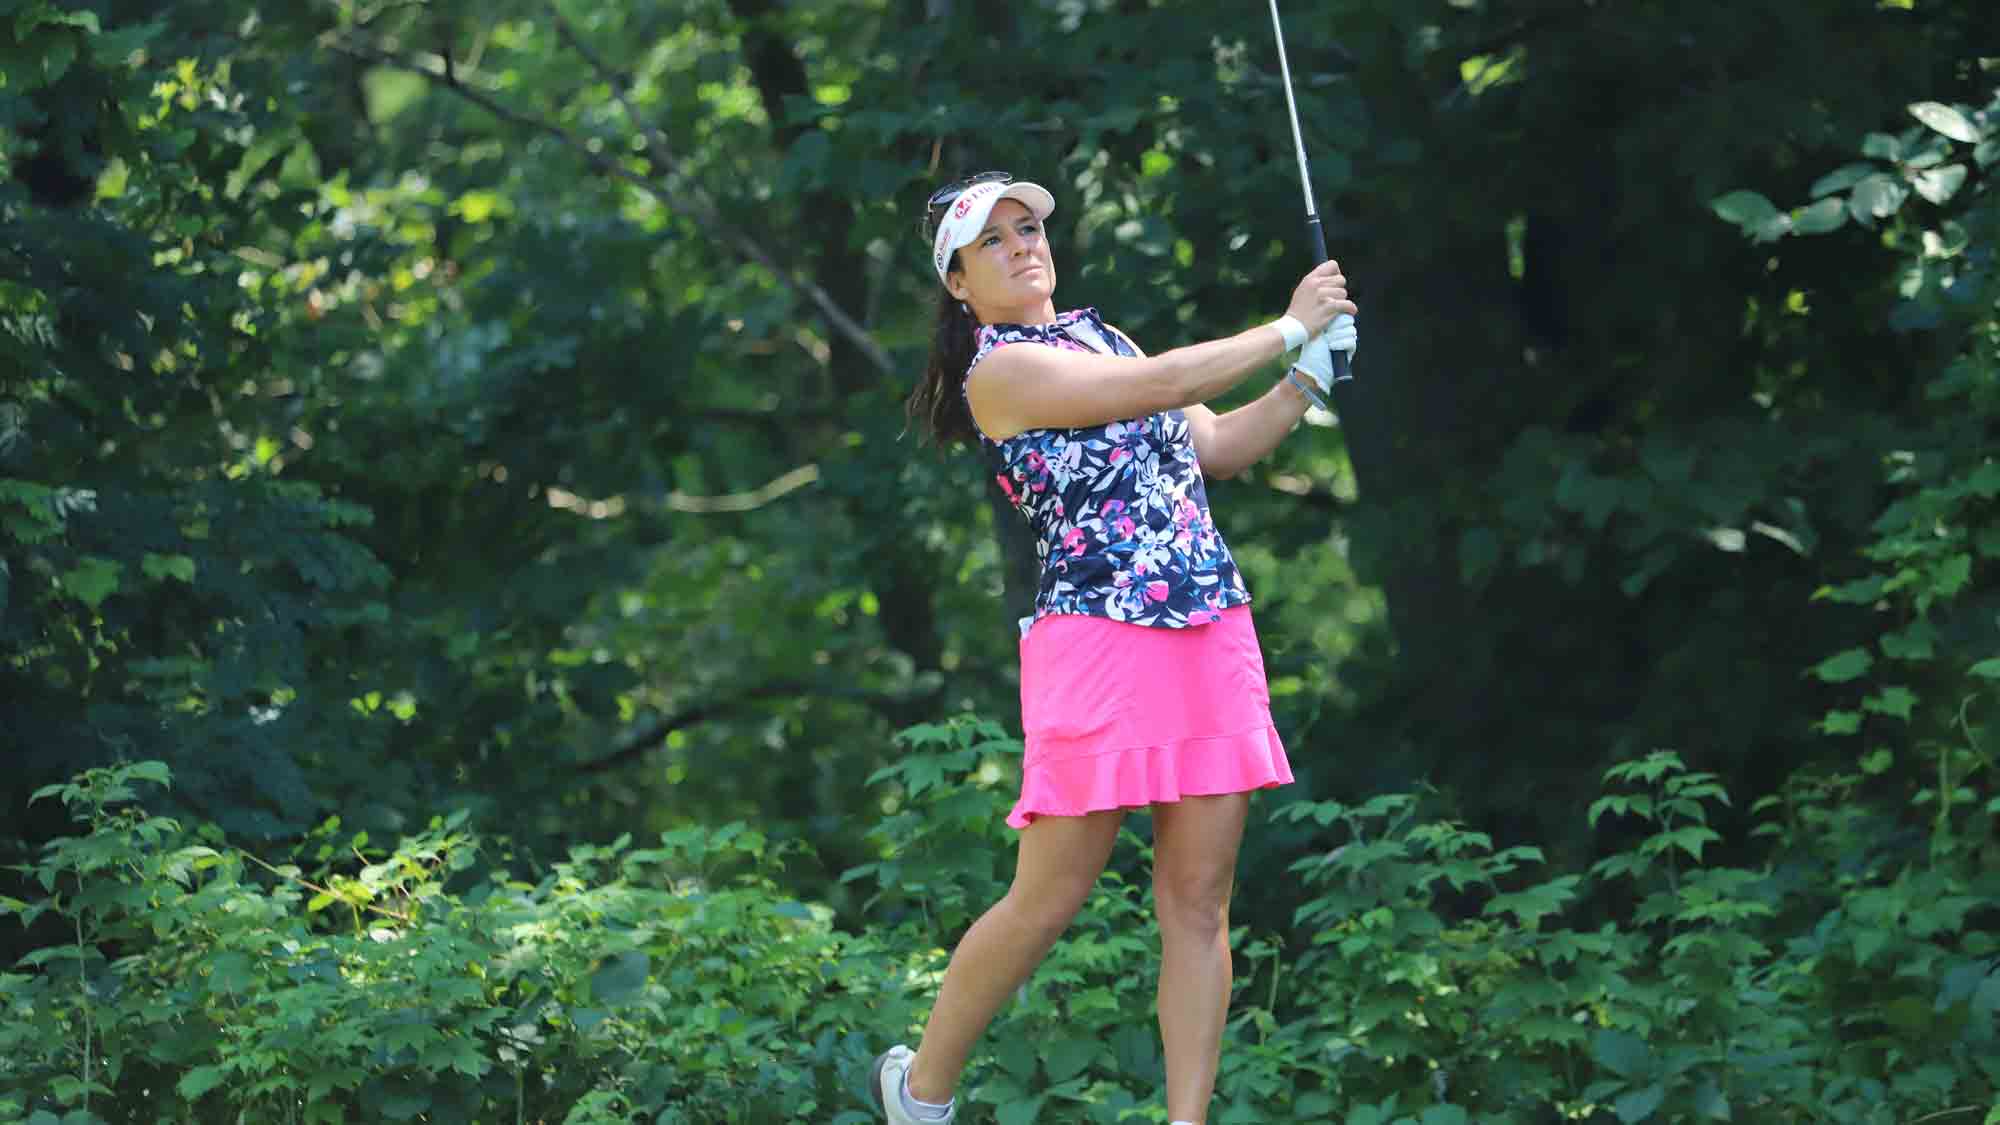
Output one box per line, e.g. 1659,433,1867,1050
906,261,982,446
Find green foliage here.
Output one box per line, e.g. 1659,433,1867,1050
0,761,919,1123
6,743,1995,1121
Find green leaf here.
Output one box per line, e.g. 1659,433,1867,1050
178,1064,227,1100
1862,132,1904,160
1881,622,1936,660
1969,658,2000,680
1862,686,1917,720
589,950,649,1007
1908,101,1980,144
994,1095,1045,1125
1692,1078,1732,1120
90,17,164,63
1912,164,1968,205
1847,174,1909,224
1810,163,1876,198
1711,189,1778,227
1042,1035,1098,1084
1791,197,1847,235
1711,190,1789,242
1421,1107,1471,1125
1861,749,1894,775
1811,648,1873,684
126,761,170,785
59,556,122,608
1592,1029,1653,1079
21,8,103,34
1615,1083,1666,1122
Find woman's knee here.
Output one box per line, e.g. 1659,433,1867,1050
1154,867,1232,941
1003,871,1098,938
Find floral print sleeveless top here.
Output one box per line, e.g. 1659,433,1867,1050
967,307,1251,631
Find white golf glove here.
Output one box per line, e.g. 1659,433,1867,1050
1291,314,1358,396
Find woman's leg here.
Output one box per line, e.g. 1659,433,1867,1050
1151,792,1252,1123
905,808,1126,1103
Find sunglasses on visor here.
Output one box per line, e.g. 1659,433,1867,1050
922,171,1012,241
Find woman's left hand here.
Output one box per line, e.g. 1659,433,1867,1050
1293,317,1358,393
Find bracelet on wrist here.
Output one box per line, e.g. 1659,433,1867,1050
1285,368,1330,411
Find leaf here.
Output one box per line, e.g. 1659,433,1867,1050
1592,1029,1653,1079
1711,190,1790,242
1969,658,2000,680
40,9,103,33
1862,687,1917,720
1811,648,1873,684
1908,101,1980,144
589,950,649,1007
177,1064,227,1100
994,1095,1045,1125
1847,174,1909,224
1862,132,1903,160
1615,1084,1667,1123
1042,1036,1098,1084
125,760,170,785
1881,622,1936,661
1810,163,1876,198
1693,1077,1733,1120
1711,190,1778,227
1791,197,1847,235
59,556,122,608
90,17,164,64
1912,164,1967,205
1421,1106,1470,1125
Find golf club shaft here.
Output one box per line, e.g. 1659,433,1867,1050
1268,0,1353,386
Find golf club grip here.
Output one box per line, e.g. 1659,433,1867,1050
1304,215,1354,383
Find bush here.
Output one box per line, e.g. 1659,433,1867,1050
4,724,1996,1123
0,761,920,1123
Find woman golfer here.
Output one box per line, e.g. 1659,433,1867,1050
871,172,1358,1125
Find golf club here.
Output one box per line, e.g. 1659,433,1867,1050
1268,0,1354,392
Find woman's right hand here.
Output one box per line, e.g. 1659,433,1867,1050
1285,259,1358,335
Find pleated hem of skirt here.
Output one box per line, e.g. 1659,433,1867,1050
1005,722,1294,830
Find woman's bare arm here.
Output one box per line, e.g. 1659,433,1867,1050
964,323,1292,440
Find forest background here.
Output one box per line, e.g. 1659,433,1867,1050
2,0,1997,1122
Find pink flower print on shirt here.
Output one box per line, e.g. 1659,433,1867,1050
1145,580,1171,603
996,475,1018,504
1062,527,1087,556
1114,517,1137,540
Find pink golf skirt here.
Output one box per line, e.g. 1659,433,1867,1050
1007,605,1294,829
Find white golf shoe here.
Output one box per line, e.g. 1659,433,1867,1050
868,1044,955,1124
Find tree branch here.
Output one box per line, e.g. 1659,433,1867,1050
321,30,895,376
580,678,944,774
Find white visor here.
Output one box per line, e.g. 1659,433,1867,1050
930,179,1056,287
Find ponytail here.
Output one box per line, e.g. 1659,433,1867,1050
907,277,982,446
